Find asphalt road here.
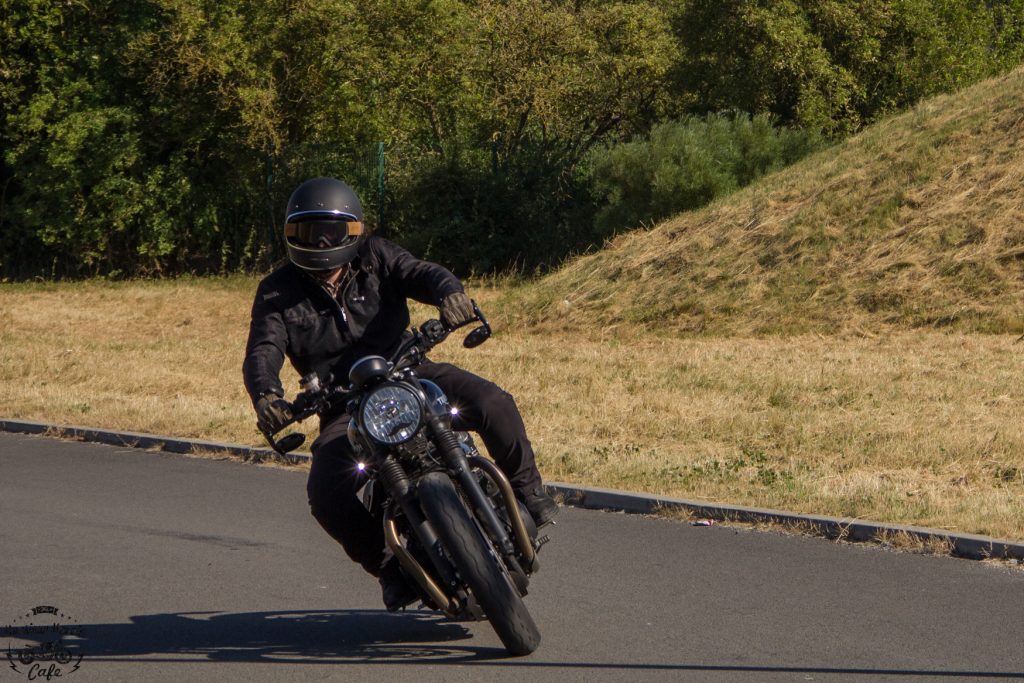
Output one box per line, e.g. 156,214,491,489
2,432,1023,682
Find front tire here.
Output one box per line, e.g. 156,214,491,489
418,472,541,655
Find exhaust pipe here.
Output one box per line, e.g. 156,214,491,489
383,513,459,614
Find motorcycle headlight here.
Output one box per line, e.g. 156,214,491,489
361,384,422,444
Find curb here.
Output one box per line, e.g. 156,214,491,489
546,484,1024,562
0,418,303,464
3,418,1022,562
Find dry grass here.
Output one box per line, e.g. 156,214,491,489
438,329,1024,541
2,280,1024,541
0,277,263,437
508,65,1024,335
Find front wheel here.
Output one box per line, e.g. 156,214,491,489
418,472,541,655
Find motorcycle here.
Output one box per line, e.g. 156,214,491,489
18,640,72,665
259,303,548,655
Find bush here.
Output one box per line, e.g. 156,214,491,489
586,113,823,237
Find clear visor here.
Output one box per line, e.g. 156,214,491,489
285,219,363,249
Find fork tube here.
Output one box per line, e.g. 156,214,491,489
377,454,461,592
468,455,538,571
425,416,517,558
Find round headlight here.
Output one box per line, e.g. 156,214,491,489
361,385,423,444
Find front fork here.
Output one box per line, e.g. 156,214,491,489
425,415,539,574
370,445,463,614
467,455,540,573
374,418,540,614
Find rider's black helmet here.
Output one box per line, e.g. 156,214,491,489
284,177,365,271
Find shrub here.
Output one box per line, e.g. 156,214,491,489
586,113,823,237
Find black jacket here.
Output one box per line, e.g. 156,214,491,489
243,236,464,405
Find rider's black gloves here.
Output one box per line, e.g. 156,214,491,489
256,391,293,433
440,292,475,328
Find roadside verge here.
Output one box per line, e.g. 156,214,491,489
3,418,1022,562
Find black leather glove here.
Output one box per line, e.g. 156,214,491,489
440,292,475,328
255,391,293,433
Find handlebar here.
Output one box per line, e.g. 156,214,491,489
257,300,492,458
387,299,491,372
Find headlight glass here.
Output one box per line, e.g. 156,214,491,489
361,385,422,444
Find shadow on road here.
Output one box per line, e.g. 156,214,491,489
10,609,1024,677
23,609,495,663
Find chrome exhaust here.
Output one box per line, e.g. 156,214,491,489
383,513,459,614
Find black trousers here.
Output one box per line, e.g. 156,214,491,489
305,361,542,575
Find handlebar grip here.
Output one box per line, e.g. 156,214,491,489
291,393,309,413
421,319,448,343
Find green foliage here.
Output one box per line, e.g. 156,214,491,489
1,0,1022,278
386,142,599,274
587,113,823,236
367,0,680,272
668,1,862,135
669,0,1024,135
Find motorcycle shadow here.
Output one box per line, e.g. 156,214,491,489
27,609,512,664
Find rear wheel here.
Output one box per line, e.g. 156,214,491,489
418,472,541,655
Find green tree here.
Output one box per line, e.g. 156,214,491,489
387,0,680,271
3,0,1024,278
670,0,863,135
668,0,1024,135
1,1,163,276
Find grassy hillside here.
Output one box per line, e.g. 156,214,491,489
511,66,1024,335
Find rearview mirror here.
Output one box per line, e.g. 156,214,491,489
463,325,491,349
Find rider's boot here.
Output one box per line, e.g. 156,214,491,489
517,486,559,528
378,558,418,612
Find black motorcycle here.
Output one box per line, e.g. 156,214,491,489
18,640,72,665
260,303,547,655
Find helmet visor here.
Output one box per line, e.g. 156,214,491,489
285,219,363,249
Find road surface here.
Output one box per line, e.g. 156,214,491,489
1,433,1022,681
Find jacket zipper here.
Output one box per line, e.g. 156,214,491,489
339,270,357,324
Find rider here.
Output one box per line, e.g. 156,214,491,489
242,177,558,611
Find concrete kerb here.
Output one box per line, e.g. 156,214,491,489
547,484,1024,562
4,418,1023,562
0,418,307,465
